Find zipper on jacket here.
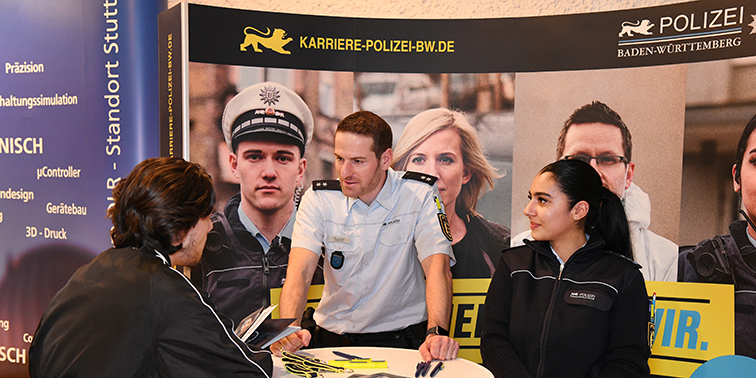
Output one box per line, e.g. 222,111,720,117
262,255,270,307
536,262,564,378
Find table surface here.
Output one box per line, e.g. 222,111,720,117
271,346,493,378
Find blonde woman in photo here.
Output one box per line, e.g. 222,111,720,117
394,108,510,278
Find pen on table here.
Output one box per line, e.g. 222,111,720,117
333,350,364,360
414,361,425,378
421,361,433,377
429,361,444,377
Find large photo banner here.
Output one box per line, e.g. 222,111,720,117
160,0,756,375
0,1,164,376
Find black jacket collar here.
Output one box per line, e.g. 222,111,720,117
523,229,608,265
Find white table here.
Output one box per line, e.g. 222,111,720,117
272,346,493,377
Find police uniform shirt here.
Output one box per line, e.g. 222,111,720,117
292,168,455,334
237,204,296,253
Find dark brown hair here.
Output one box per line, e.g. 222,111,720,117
336,111,392,158
108,157,215,254
556,101,633,162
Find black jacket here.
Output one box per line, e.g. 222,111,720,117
29,247,272,378
194,193,291,324
450,213,510,278
195,193,324,324
481,233,650,378
679,220,756,358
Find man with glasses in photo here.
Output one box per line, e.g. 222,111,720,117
511,101,677,281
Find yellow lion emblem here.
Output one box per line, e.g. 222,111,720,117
240,27,293,54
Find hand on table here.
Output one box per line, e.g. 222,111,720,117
269,329,311,357
419,334,459,361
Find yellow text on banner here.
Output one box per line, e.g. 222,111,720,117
269,280,492,363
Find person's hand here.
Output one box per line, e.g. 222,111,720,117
419,334,459,361
269,329,311,357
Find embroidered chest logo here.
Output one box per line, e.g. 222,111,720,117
569,292,596,301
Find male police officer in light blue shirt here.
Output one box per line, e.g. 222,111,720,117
272,111,459,362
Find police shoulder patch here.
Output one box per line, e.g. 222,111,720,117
402,171,437,185
438,213,453,242
312,179,342,191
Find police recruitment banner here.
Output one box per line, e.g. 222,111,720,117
186,1,754,72
0,1,164,376
270,281,737,375
160,0,755,374
162,1,756,157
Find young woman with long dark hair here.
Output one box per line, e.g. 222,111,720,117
481,159,650,378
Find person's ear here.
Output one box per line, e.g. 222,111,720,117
624,161,635,191
229,153,240,179
462,167,472,185
171,231,186,248
733,163,742,194
380,148,393,170
297,158,307,186
572,201,589,221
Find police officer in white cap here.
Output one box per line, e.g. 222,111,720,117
194,82,319,325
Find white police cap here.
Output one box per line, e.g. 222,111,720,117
222,82,314,154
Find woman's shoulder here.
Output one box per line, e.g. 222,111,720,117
595,248,646,290
679,222,743,283
466,213,511,242
498,243,544,267
603,249,642,270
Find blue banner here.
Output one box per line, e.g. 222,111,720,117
0,0,164,376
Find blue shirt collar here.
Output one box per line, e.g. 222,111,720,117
237,205,296,253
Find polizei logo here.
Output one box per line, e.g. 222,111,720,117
239,26,293,55
618,5,748,58
570,292,596,301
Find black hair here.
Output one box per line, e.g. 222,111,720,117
734,113,756,187
539,159,633,259
108,157,215,254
